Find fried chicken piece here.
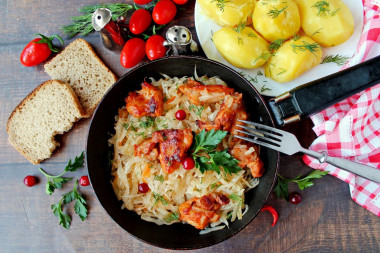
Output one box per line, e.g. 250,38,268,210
178,80,234,105
197,93,243,132
125,81,163,118
134,129,193,174
152,129,193,174
134,138,159,161
179,193,230,230
229,143,264,178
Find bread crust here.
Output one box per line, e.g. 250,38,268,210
44,39,117,117
7,80,85,164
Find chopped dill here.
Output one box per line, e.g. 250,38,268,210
291,40,322,57
248,32,257,38
267,6,288,19
229,193,243,206
237,36,243,45
312,1,330,16
293,34,301,41
210,181,222,189
269,38,286,52
330,8,340,16
252,52,271,64
139,116,155,128
154,174,164,183
211,0,230,12
152,192,168,207
311,27,323,37
277,68,287,75
247,75,258,83
189,104,204,117
321,54,349,66
261,84,272,92
164,212,180,222
257,70,263,76
233,23,246,33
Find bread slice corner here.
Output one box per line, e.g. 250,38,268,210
7,80,85,164
44,38,117,117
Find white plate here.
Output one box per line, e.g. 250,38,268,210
194,1,363,97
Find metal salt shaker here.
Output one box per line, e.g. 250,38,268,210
92,8,126,51
164,26,198,55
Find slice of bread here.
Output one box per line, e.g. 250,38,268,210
7,80,85,164
44,39,117,117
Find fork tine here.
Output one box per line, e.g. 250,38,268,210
235,130,281,147
237,120,286,135
234,135,281,150
236,124,282,141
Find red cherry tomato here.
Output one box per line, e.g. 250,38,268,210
120,38,146,68
152,0,177,25
289,192,302,204
24,175,38,187
260,205,278,227
133,0,153,4
146,35,167,60
172,0,188,4
175,109,186,120
129,9,152,35
138,183,150,193
79,176,90,187
20,34,63,67
182,157,195,170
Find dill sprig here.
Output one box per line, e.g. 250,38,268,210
252,52,272,64
211,0,230,12
321,54,350,66
233,23,246,33
62,3,133,38
312,1,330,16
269,38,286,52
291,41,322,56
267,6,288,19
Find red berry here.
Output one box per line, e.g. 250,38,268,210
138,183,150,193
79,176,90,187
289,192,302,204
175,110,186,120
182,157,195,170
24,175,37,187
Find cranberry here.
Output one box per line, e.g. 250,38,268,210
24,175,37,187
138,183,150,193
182,157,195,170
175,110,186,120
79,176,90,187
289,192,302,204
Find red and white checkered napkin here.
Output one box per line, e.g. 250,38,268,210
303,1,380,217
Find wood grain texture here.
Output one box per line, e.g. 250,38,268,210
0,0,379,252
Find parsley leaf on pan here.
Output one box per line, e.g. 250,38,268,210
274,170,329,200
39,152,85,195
191,129,242,175
51,180,88,229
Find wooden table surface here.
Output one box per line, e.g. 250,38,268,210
0,0,379,252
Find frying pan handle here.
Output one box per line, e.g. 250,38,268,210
268,55,380,127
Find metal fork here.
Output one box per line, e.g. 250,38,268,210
234,120,380,184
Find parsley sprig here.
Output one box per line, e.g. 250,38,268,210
191,129,242,175
274,170,329,200
39,152,85,195
51,180,88,229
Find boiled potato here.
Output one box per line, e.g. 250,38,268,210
198,0,256,27
213,26,270,69
264,36,322,83
253,0,301,42
294,0,354,47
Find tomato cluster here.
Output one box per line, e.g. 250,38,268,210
120,0,188,68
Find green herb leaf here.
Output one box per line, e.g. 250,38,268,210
51,200,71,229
321,54,350,66
154,174,164,183
211,150,242,175
267,6,288,19
269,38,286,52
152,192,168,207
164,212,180,222
274,170,329,200
39,152,84,195
229,193,243,206
211,0,230,12
189,105,204,117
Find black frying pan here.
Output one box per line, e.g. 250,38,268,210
86,55,379,249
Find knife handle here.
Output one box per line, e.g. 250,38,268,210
268,55,380,126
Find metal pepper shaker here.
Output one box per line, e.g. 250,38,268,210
164,26,198,55
92,8,126,51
